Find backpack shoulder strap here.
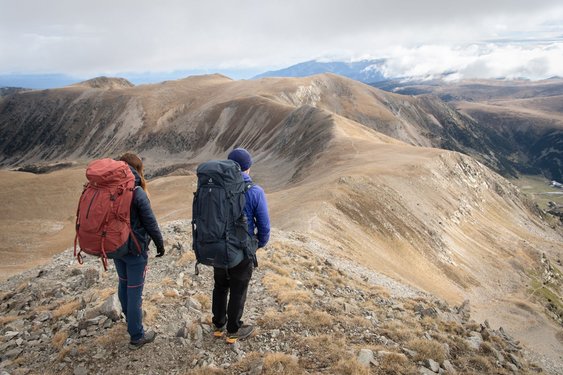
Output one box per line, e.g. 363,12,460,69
244,182,255,193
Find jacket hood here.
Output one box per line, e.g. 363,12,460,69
128,165,142,186
242,172,252,182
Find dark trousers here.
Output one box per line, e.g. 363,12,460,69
114,254,148,341
212,258,254,333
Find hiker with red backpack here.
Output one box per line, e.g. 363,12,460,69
75,153,164,350
115,152,165,349
192,147,270,344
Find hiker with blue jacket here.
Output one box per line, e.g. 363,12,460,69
116,152,165,349
212,148,271,344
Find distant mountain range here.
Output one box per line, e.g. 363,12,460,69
253,59,387,83
0,74,81,90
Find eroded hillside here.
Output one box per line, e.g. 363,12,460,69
374,78,563,180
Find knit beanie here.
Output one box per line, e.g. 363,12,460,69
228,148,253,171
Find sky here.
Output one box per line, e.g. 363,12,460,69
1,0,563,87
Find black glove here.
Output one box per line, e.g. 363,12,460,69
156,245,165,257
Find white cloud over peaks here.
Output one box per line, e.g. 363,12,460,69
0,0,562,79
379,42,563,80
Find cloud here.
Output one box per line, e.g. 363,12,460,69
379,42,563,80
0,0,562,78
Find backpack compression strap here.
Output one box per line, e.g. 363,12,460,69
73,183,89,265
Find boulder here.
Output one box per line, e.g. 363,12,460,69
99,293,121,321
425,359,440,372
357,348,375,367
442,360,456,374
419,366,437,375
465,331,483,350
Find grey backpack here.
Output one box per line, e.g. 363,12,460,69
192,160,256,273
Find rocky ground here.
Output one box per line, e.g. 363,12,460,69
0,221,553,375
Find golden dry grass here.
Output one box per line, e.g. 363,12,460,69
375,352,417,375
176,251,196,266
229,352,264,374
56,346,72,362
489,334,510,352
380,321,418,342
148,291,165,302
275,289,312,305
297,335,348,369
161,277,175,286
444,335,471,359
406,338,446,363
260,304,333,332
263,272,296,289
194,293,211,310
94,287,116,305
260,259,290,277
326,268,348,287
52,330,68,350
32,302,60,314
459,355,494,373
439,320,465,335
52,299,81,319
163,289,180,298
302,310,334,328
143,301,159,325
11,354,32,368
94,324,127,346
263,272,312,305
0,315,19,326
260,308,286,328
344,315,373,330
479,341,495,355
331,358,369,375
262,352,304,375
419,316,439,330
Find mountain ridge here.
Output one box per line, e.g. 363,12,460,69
0,73,535,179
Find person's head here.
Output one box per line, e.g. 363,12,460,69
119,152,148,194
228,147,253,172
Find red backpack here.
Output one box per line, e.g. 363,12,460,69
74,159,140,270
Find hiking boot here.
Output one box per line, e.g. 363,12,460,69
225,324,255,344
213,324,226,338
129,330,156,350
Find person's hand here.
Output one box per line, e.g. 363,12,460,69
156,245,165,257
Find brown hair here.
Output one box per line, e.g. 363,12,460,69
119,152,149,198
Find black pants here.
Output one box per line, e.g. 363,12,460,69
212,258,254,333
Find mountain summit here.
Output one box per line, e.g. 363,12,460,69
253,59,387,83
72,76,134,89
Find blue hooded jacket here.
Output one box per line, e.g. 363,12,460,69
128,166,164,256
242,172,270,248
